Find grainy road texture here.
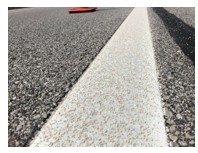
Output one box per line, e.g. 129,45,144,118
8,7,133,147
148,7,195,147
30,7,168,147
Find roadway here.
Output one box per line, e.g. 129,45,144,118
8,7,195,147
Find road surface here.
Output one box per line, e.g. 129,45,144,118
8,7,195,147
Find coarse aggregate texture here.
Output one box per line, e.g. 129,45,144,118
30,7,168,147
147,7,195,147
8,7,133,147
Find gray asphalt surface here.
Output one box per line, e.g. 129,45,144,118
8,7,133,147
8,7,195,147
148,7,195,147
164,7,195,28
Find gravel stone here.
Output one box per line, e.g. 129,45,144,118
174,131,180,135
169,134,178,142
33,114,40,120
163,96,170,100
172,142,179,147
185,133,194,139
18,113,23,117
176,114,182,119
42,112,47,118
178,140,187,147
15,141,20,146
169,125,176,133
34,130,40,136
166,119,174,125
12,96,16,100
16,124,22,131
189,140,195,145
165,108,172,117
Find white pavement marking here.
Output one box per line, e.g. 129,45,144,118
30,7,168,147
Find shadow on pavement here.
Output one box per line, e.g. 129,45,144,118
152,7,195,65
8,7,28,10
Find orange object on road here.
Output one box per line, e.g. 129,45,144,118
67,7,97,13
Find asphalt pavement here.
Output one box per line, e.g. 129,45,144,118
147,7,195,147
8,7,133,147
30,7,168,147
8,7,195,147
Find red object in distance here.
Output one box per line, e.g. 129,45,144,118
67,7,97,13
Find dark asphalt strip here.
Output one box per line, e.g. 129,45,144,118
8,7,134,147
152,8,195,65
8,7,29,10
148,7,195,147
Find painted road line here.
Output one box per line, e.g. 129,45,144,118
30,7,168,147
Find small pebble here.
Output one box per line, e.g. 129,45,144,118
169,134,178,142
